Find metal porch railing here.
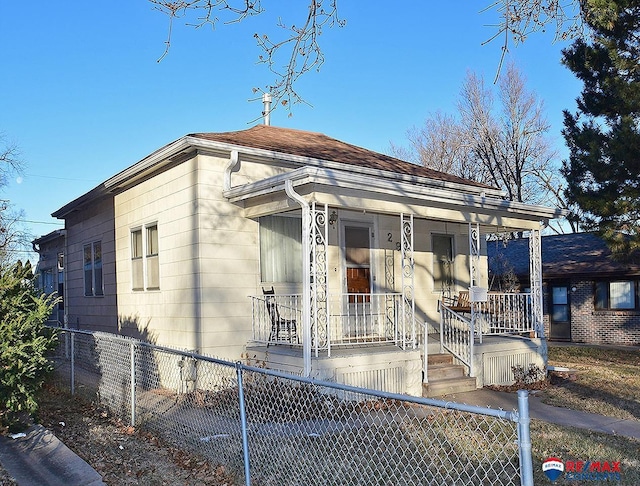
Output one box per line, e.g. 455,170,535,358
250,292,411,353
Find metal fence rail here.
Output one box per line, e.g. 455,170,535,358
49,328,533,486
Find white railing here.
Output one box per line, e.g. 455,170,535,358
250,293,409,352
327,293,404,347
439,304,474,376
477,292,535,336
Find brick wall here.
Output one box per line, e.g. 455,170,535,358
564,279,640,346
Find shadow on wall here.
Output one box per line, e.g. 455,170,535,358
118,314,157,344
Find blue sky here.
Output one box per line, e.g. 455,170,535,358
1,1,581,262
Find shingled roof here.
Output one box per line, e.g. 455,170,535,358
488,232,640,279
191,125,492,189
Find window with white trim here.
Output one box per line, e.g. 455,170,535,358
83,241,103,297
131,224,160,291
595,280,639,310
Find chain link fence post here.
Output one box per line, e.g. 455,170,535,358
236,361,251,486
517,390,533,486
70,331,75,395
130,340,136,427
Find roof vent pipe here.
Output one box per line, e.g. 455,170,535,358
262,93,272,126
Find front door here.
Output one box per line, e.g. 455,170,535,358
344,225,372,301
342,225,374,337
549,285,571,341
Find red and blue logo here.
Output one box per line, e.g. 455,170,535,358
543,457,622,482
542,457,564,481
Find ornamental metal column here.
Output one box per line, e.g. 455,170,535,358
469,223,481,345
529,227,547,362
310,203,329,357
400,214,415,350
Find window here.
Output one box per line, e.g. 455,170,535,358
83,241,103,297
131,224,159,291
260,215,302,283
432,234,454,292
595,280,638,310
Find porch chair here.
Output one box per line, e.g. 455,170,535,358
441,290,472,314
262,287,298,345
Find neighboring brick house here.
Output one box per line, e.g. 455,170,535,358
488,233,640,346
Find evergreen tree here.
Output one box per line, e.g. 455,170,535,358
561,0,640,259
0,261,58,429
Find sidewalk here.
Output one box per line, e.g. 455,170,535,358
0,425,105,486
442,387,640,441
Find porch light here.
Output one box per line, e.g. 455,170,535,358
328,210,338,227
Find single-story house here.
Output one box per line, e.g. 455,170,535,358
32,229,66,326
38,121,565,396
488,232,640,346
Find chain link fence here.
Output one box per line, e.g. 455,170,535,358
49,328,533,486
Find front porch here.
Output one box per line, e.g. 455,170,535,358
224,161,560,396
248,289,547,396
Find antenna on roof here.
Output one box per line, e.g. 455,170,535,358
262,93,272,126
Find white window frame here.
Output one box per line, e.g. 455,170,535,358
131,223,160,291
83,241,103,297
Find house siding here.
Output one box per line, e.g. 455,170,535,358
65,197,118,332
111,153,267,359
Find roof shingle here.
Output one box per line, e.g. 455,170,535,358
191,125,492,189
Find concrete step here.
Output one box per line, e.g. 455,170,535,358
427,353,453,365
427,363,466,380
422,376,478,397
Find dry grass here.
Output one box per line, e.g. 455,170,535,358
544,345,640,420
528,344,640,485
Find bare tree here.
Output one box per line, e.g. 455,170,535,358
0,133,29,266
149,0,345,114
483,0,584,79
149,1,588,113
393,64,566,214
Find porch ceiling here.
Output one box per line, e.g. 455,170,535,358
224,166,565,231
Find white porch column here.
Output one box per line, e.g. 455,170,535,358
310,203,329,357
469,223,482,346
285,181,312,376
400,213,415,349
529,227,547,362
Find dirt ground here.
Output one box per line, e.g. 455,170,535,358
1,384,239,486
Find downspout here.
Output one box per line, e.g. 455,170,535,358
224,150,239,192
284,180,312,377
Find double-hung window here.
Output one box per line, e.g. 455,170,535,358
83,241,103,297
131,224,159,291
595,280,638,310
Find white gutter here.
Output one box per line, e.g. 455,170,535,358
224,166,567,222
284,180,312,377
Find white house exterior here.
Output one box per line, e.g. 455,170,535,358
46,124,563,396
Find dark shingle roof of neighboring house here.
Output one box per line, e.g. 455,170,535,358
488,232,640,279
191,125,493,189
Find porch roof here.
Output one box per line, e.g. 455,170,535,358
224,166,566,231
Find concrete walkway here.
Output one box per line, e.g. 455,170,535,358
442,388,640,441
0,425,105,486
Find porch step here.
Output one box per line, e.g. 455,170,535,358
423,353,478,398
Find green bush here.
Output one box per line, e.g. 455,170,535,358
0,261,59,429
